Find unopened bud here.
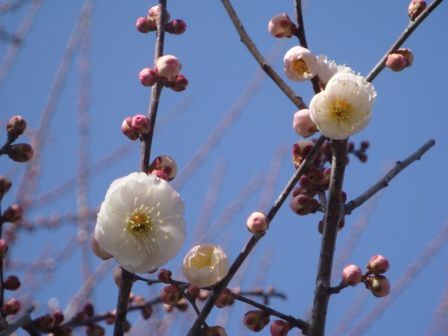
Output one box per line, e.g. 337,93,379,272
6,115,27,139
290,194,319,215
386,48,413,72
158,268,172,283
215,288,235,308
168,74,189,92
141,305,153,319
160,285,183,305
342,265,363,286
139,67,158,86
367,255,390,274
243,310,270,332
0,176,12,199
90,235,113,260
33,315,56,332
365,275,390,297
4,275,21,290
121,117,139,140
0,239,8,257
3,204,23,223
246,211,269,234
268,13,297,38
87,325,105,336
187,285,200,299
148,5,170,24
1,298,21,315
293,109,317,138
270,320,290,336
155,55,181,82
165,19,187,35
136,17,156,33
408,0,426,20
148,155,177,181
201,326,228,336
7,143,33,162
131,114,151,134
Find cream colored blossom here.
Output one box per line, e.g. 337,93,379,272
309,72,376,140
94,172,186,273
182,244,229,288
315,55,353,85
283,46,318,81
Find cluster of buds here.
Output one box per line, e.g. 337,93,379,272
136,5,186,35
2,116,33,163
408,0,426,20
148,155,177,181
121,114,151,140
341,254,391,297
27,310,67,334
268,13,297,38
243,310,270,332
386,48,414,72
1,298,21,316
139,55,188,92
347,140,370,163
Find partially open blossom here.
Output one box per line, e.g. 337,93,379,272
243,310,270,332
270,320,290,336
365,275,390,297
160,285,183,305
315,55,353,86
168,74,189,92
342,264,363,286
367,255,390,274
6,115,27,138
7,143,33,162
121,117,139,140
155,55,181,81
408,0,426,20
283,46,318,81
148,155,177,181
136,17,156,33
165,19,187,35
95,172,186,273
293,109,318,137
386,48,413,72
139,67,158,86
90,234,113,260
182,244,229,288
246,211,269,234
310,72,376,140
268,13,297,38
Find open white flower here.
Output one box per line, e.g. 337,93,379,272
182,244,229,288
283,46,318,81
94,172,186,273
315,55,353,85
310,72,376,140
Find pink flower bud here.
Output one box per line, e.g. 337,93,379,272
148,155,177,181
246,211,269,234
365,275,390,297
90,235,113,260
139,67,158,86
168,74,189,92
270,320,290,336
165,19,187,35
243,310,270,332
155,55,181,81
1,298,21,315
215,288,235,308
0,239,8,258
0,176,12,199
131,114,151,134
408,0,426,20
386,48,413,72
268,13,297,38
290,194,319,215
160,284,183,305
284,46,318,81
342,265,363,286
7,143,33,162
4,275,21,291
148,5,170,24
121,117,139,140
3,204,23,223
6,115,27,139
367,255,390,274
158,268,172,283
293,109,317,138
136,17,156,33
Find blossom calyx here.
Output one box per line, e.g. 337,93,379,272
182,244,229,288
365,275,390,297
165,19,187,35
408,0,426,20
268,13,297,38
7,143,33,162
6,115,27,139
367,255,390,274
283,46,318,81
342,265,363,286
155,55,181,82
386,49,413,72
243,310,270,332
247,211,269,234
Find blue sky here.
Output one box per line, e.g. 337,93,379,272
1,0,447,335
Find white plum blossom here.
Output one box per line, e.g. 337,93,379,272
182,244,229,288
283,46,318,81
315,55,353,85
309,72,376,140
94,172,186,273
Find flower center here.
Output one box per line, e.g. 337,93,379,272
190,246,214,269
329,99,353,121
292,59,310,77
125,207,153,240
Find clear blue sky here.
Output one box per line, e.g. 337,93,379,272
1,0,447,335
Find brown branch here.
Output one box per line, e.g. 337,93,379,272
220,0,307,109
345,139,435,215
112,269,135,336
366,0,445,82
309,140,348,336
186,136,325,336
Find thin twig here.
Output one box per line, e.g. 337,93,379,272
112,269,135,336
366,0,445,82
0,306,34,336
345,139,435,215
328,282,349,294
220,0,307,109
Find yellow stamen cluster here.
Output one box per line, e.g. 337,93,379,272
329,99,353,121
292,59,311,77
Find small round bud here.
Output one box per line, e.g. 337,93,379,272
365,275,390,297
360,140,370,150
90,234,113,260
168,74,189,92
87,325,105,336
148,155,177,181
293,109,317,138
4,275,21,290
6,115,27,138
243,310,270,332
7,143,33,162
215,288,235,308
160,285,183,305
136,17,156,33
121,117,139,140
131,114,151,134
1,298,21,315
290,194,319,216
139,67,158,86
3,204,24,223
0,176,12,199
270,320,290,336
408,0,426,20
187,285,200,299
33,315,56,332
386,48,413,72
0,239,8,257
367,255,390,274
268,13,297,38
246,211,269,234
148,5,170,24
201,326,228,336
158,269,172,283
141,306,153,320
165,19,187,35
342,265,363,286
155,55,181,82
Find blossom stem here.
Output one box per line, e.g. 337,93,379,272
112,269,135,336
366,0,444,82
220,0,307,109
